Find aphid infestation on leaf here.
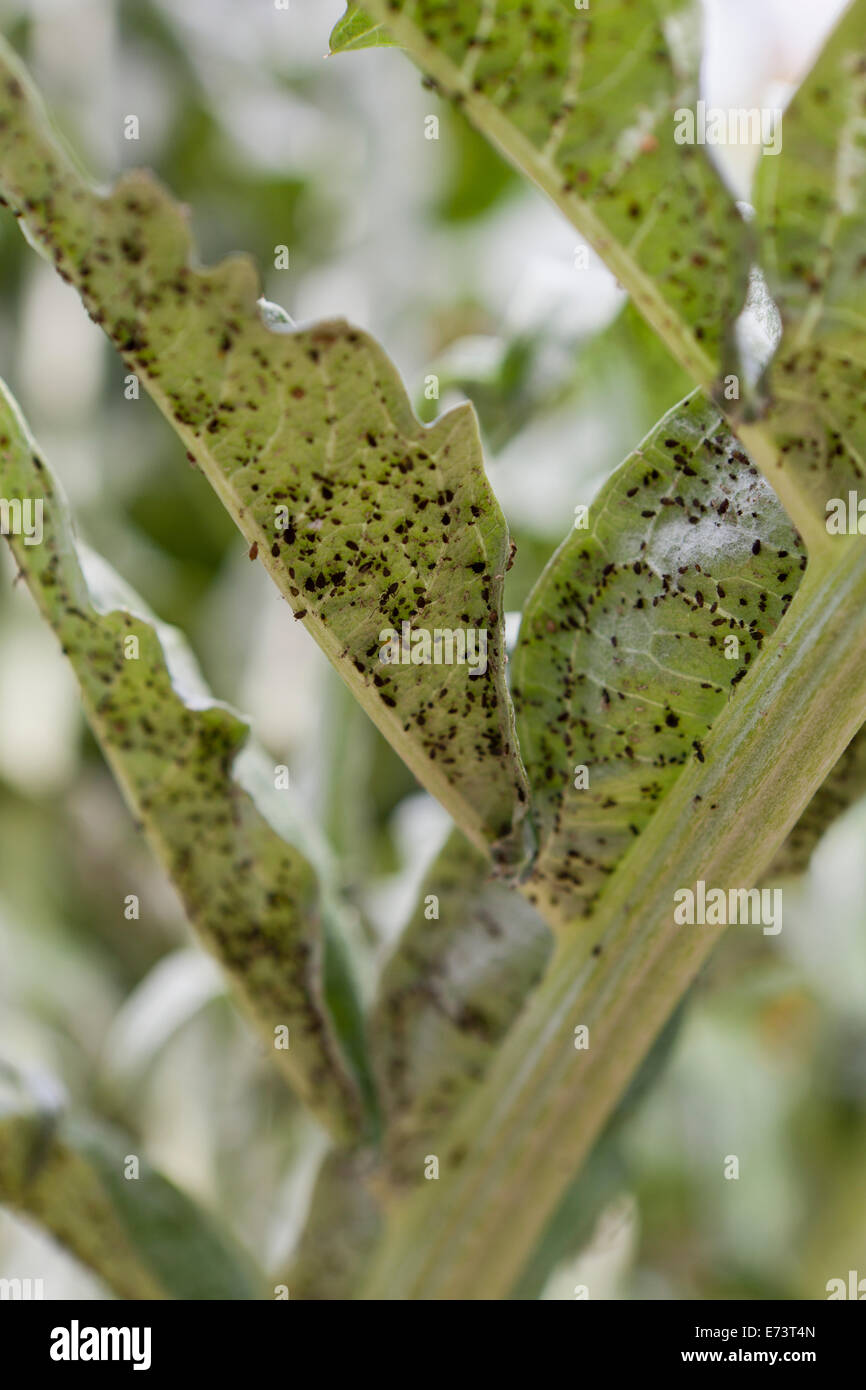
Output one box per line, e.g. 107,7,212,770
1,0,865,1303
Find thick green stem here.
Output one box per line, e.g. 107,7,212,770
364,541,866,1298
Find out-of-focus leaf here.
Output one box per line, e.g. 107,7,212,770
422,299,692,460
0,1062,260,1300
0,37,530,867
285,1148,381,1300
435,106,520,223
753,0,866,523
511,391,806,926
0,381,363,1144
337,0,751,387
370,831,552,1181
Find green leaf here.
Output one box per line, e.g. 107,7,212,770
340,0,751,389
752,0,866,527
0,381,364,1144
0,1063,260,1300
511,390,806,925
285,1149,382,1300
329,6,398,53
0,37,530,866
342,2,858,555
370,830,551,1180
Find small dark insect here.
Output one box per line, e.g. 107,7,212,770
693,739,705,763
248,542,258,561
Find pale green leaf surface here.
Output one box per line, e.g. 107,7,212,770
0,1064,259,1300
0,38,529,865
0,382,364,1143
370,830,552,1180
336,0,751,387
512,391,806,925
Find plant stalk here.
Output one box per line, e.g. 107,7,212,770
364,542,866,1297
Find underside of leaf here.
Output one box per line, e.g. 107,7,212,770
0,39,530,866
512,391,806,925
333,1,752,388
